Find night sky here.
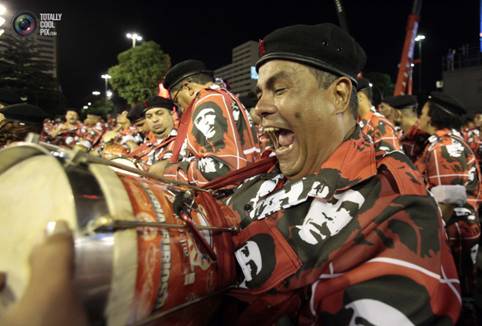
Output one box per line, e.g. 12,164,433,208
8,0,481,108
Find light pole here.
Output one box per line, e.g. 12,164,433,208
126,32,142,48
415,34,426,95
101,74,111,99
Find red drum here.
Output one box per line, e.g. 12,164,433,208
0,143,238,325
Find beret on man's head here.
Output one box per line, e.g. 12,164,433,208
428,91,466,116
128,103,144,122
383,95,418,110
143,96,174,113
163,59,213,90
256,23,367,84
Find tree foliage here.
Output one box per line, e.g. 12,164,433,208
108,41,171,105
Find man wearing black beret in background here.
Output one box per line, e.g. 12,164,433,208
389,95,431,163
356,78,401,154
221,23,460,324
159,60,260,184
416,92,481,324
129,96,177,171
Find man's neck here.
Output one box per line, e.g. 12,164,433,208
154,129,172,140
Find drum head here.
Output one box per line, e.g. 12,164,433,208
0,147,76,314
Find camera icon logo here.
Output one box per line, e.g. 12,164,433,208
13,12,37,36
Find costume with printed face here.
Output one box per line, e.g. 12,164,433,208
221,127,461,325
129,130,177,171
163,84,260,185
213,23,462,325
415,128,481,300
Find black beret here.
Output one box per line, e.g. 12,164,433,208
256,23,366,84
382,95,418,110
143,96,174,113
128,103,145,122
163,60,213,90
356,78,371,91
428,91,466,116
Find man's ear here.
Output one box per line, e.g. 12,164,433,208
332,77,352,114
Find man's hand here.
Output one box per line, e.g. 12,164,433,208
1,221,88,326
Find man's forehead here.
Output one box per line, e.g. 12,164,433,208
146,107,168,115
257,60,307,86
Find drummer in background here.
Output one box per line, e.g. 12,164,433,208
74,112,107,152
158,60,260,185
129,96,177,171
415,92,481,322
356,78,401,153
97,110,143,158
461,114,481,162
389,95,430,163
379,95,402,134
128,102,149,135
50,109,82,148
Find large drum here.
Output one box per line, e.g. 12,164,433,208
0,142,239,325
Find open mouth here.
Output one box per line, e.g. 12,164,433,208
264,127,295,153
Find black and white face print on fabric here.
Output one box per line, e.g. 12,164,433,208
192,102,228,152
295,189,365,245
235,233,276,289
197,156,230,181
318,275,446,325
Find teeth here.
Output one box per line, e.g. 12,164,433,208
263,127,280,149
263,127,279,133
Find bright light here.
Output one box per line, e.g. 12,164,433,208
415,34,426,42
92,91,101,96
0,17,5,27
106,90,113,99
411,63,415,67
101,74,111,80
0,29,4,37
87,102,92,106
83,105,88,110
126,32,142,41
0,4,6,15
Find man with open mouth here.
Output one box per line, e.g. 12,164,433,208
223,23,462,325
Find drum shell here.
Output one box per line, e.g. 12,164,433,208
0,143,239,326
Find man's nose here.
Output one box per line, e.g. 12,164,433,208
255,96,277,119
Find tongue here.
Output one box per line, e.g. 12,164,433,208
279,131,295,147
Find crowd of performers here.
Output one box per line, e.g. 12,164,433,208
1,23,481,325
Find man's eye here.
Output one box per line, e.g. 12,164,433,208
274,88,286,96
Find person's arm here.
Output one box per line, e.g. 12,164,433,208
1,221,88,326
